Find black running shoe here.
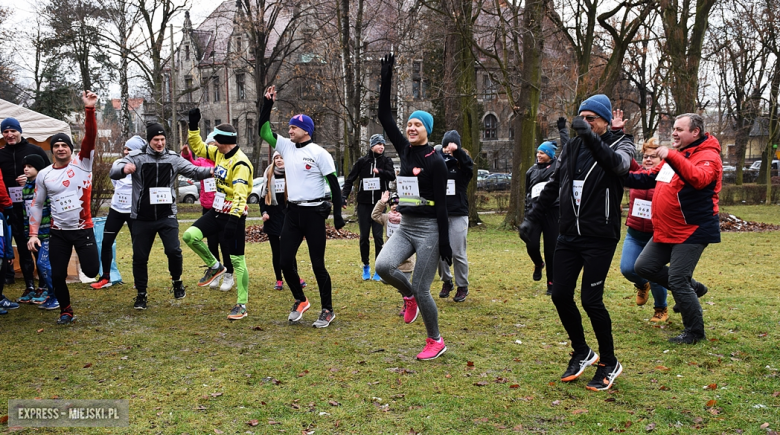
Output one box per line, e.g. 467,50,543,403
172,281,186,300
694,281,708,298
668,330,704,344
56,313,75,325
439,280,453,298
134,293,148,310
561,349,599,382
453,286,469,302
533,263,544,281
585,361,623,391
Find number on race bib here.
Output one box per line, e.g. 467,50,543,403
148,187,173,205
212,192,226,211
8,187,23,203
655,163,675,183
396,177,420,197
572,180,584,206
274,179,286,193
116,193,130,205
632,198,652,220
531,182,547,199
363,178,381,191
52,192,79,214
386,221,399,238
202,178,217,193
446,180,456,196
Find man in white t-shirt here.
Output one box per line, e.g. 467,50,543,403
258,85,344,328
28,91,100,325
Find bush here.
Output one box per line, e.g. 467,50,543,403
719,184,780,205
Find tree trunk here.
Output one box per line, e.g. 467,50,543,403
765,66,780,201
502,0,545,229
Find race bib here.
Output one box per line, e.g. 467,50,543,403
212,192,226,211
572,180,584,206
8,187,23,203
396,176,420,197
274,178,286,193
24,200,33,217
531,182,548,199
202,178,217,193
52,192,79,214
632,198,652,219
386,221,399,238
149,187,173,204
447,180,456,196
656,163,675,183
363,178,381,191
116,193,131,206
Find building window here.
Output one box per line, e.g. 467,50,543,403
185,76,193,103
204,120,211,135
212,76,220,102
214,119,222,127
483,114,498,140
185,45,190,61
412,61,427,100
236,36,242,52
236,73,245,100
509,126,514,140
246,118,254,140
484,75,496,100
232,118,239,129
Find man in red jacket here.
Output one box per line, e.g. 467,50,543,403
627,113,721,344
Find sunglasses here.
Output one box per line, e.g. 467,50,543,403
583,115,601,122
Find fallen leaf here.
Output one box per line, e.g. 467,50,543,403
474,381,489,387
0,415,8,424
551,400,561,406
645,422,656,431
548,382,555,386
210,392,223,398
706,399,716,407
708,407,721,416
509,384,519,389
604,397,616,402
655,365,670,371
268,420,281,425
572,409,588,415
83,363,92,368
467,361,475,367
659,386,670,391
624,421,633,428
247,420,259,427
760,423,770,429
291,403,300,410
37,329,44,333
328,400,340,406
214,430,223,434
773,391,780,397
195,405,207,411
298,370,309,377
251,326,263,331
692,417,703,424
758,333,767,337
707,383,717,390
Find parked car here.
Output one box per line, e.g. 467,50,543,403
738,160,780,183
483,173,511,192
178,176,200,203
248,177,267,204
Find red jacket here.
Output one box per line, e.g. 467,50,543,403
626,134,722,244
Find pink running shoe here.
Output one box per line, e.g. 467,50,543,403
274,281,283,291
402,296,419,324
417,337,447,360
300,278,307,288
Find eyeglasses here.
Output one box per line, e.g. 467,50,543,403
642,154,659,160
583,115,601,122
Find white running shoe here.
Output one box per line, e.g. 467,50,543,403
219,273,234,292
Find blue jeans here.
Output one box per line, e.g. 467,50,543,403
620,231,667,308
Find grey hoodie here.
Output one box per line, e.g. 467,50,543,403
110,145,212,220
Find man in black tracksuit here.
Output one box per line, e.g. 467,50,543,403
0,118,51,291
520,95,634,392
341,134,396,281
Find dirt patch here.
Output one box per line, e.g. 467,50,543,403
245,225,360,243
719,212,780,232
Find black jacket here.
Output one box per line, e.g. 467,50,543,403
0,138,51,193
442,147,474,217
341,150,395,205
524,159,558,214
528,129,635,240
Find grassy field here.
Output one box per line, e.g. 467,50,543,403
1,206,779,434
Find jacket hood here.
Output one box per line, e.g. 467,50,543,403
679,133,721,155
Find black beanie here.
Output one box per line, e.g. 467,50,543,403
441,130,462,149
147,123,166,142
213,123,238,145
50,133,74,151
23,154,47,172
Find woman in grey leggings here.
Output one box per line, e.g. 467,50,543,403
375,53,452,361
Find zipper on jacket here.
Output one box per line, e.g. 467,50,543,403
605,188,610,224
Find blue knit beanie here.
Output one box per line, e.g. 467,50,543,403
124,135,146,151
578,94,612,123
408,110,433,135
1,117,22,133
289,114,315,137
537,141,557,159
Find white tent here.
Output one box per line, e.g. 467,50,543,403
0,98,71,142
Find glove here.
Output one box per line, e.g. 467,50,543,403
556,117,567,131
572,116,592,137
223,215,239,239
333,213,345,230
3,207,12,221
518,219,537,243
439,244,453,266
188,108,201,131
380,53,395,82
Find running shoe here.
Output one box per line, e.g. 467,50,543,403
636,282,650,306
546,282,553,296
312,309,335,328
31,289,49,305
274,280,283,291
0,308,6,315
198,263,226,287
17,287,35,303
560,349,599,382
362,264,371,280
668,330,704,344
585,361,623,391
453,286,469,302
220,273,234,292
39,297,60,310
417,337,447,360
90,278,112,289
372,271,381,281
402,296,419,324
288,299,310,322
439,280,453,298
0,296,19,310
227,304,247,320
300,278,307,288
133,293,148,310
533,263,544,281
172,280,186,299
56,312,75,325
209,274,222,289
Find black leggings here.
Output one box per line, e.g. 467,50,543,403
551,236,618,365
525,207,559,285
357,202,384,265
203,207,233,273
49,229,100,311
280,204,331,310
268,234,283,281
99,208,133,280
